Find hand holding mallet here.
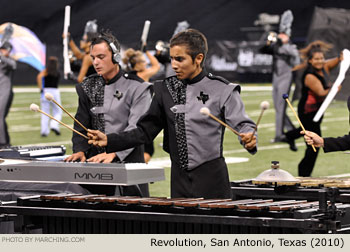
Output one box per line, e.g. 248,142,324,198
282,94,316,152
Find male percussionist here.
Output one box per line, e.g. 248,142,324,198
88,29,257,199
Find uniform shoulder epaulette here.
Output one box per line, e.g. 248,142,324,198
207,72,230,84
123,72,144,83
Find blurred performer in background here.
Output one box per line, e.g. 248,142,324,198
0,42,16,148
122,46,160,163
37,56,62,137
155,40,172,76
66,20,98,83
285,41,343,177
260,10,300,150
88,29,257,199
65,30,152,197
154,21,190,78
123,46,160,82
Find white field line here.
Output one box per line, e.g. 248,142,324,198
7,113,75,121
9,124,73,132
14,87,76,93
9,104,77,113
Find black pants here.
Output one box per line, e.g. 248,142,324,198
171,157,232,199
286,112,322,177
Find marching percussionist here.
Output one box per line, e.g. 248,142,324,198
88,29,257,199
64,30,152,197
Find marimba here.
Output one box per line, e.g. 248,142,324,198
1,193,350,234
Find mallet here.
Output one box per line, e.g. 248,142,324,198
200,107,240,136
30,103,88,139
282,94,316,152
249,101,270,141
45,92,88,132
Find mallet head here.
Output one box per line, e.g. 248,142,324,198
200,107,211,116
282,94,289,99
260,101,270,110
30,103,40,112
44,92,54,101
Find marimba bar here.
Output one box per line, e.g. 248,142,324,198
1,194,350,234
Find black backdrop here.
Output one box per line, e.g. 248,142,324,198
305,7,350,100
1,0,350,86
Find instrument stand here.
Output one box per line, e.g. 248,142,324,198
317,187,339,220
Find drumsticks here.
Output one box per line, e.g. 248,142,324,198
249,101,270,141
45,93,88,132
283,94,316,152
30,103,88,139
200,107,240,136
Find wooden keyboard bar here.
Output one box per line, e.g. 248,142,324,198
142,198,202,206
269,201,318,211
65,194,104,201
238,200,298,210
174,199,231,207
40,193,83,201
116,197,165,204
207,199,271,209
85,196,137,203
199,199,235,208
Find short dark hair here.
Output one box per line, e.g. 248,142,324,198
46,56,59,76
91,30,120,54
170,29,208,67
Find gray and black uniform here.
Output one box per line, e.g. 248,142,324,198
105,70,257,199
72,69,152,196
260,39,300,140
0,53,16,147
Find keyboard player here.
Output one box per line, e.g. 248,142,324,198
64,30,152,196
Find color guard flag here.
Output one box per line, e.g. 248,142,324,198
0,22,46,71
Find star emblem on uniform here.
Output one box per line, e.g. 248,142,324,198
114,90,123,100
197,91,209,104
